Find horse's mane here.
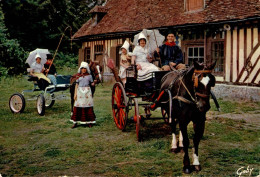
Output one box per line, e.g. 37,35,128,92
160,66,194,91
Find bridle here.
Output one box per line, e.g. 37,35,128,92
193,69,212,98
172,68,213,107
89,62,102,84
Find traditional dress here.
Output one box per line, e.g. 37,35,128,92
70,72,96,125
119,54,131,79
133,45,159,81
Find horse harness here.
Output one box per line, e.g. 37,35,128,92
168,68,213,106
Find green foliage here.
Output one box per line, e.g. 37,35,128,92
0,0,105,76
54,52,78,68
0,5,27,76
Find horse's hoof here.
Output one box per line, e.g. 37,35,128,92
183,166,192,174
170,148,179,154
192,165,201,172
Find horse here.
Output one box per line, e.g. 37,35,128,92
70,61,102,114
160,61,216,174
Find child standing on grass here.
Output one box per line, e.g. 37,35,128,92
71,62,96,128
119,40,131,85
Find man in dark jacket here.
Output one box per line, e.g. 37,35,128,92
44,54,57,85
156,31,186,71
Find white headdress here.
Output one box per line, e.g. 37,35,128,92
35,54,41,60
121,40,130,52
78,61,91,74
138,32,146,41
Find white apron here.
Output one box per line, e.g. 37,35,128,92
74,86,93,107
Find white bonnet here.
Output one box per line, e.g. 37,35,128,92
138,32,146,41
35,54,41,60
78,61,91,74
121,40,130,52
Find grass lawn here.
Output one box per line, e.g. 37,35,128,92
0,70,259,176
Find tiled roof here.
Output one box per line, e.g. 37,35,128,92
73,0,260,39
89,6,108,13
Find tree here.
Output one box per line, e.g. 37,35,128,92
0,0,105,75
0,5,26,76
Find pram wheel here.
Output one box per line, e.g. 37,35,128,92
36,94,45,116
9,93,26,113
45,93,55,108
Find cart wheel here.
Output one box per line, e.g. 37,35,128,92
45,93,55,108
9,93,26,113
161,89,172,124
36,94,45,116
134,98,142,142
112,82,128,131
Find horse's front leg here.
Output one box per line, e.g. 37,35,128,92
192,119,205,172
178,130,184,153
70,85,75,115
180,124,192,174
90,85,96,97
170,119,178,153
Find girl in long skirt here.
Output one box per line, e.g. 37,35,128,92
71,62,96,128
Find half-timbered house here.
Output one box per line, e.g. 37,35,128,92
73,0,260,93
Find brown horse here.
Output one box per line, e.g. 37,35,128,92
70,61,102,113
160,61,216,174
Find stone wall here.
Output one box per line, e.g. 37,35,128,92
212,84,260,102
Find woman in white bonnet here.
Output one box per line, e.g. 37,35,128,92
131,32,159,81
30,54,51,89
70,61,96,128
119,40,131,85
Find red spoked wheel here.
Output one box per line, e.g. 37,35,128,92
112,82,128,131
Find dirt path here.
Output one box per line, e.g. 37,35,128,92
207,110,260,128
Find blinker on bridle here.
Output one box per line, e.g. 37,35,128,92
193,69,212,88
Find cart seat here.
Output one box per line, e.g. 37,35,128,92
44,75,71,93
125,71,169,96
56,75,71,85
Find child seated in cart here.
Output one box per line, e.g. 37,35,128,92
30,54,51,90
70,62,96,128
119,40,131,85
44,54,57,86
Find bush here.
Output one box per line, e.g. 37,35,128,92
0,6,27,77
54,52,78,68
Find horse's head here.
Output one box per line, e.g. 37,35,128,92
193,61,216,112
89,61,103,84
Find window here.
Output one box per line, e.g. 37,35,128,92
186,0,204,11
84,47,91,63
211,42,224,74
94,45,103,53
187,47,204,65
